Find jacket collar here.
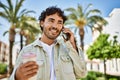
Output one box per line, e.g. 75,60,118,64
33,37,61,47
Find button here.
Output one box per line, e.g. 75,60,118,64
56,69,58,71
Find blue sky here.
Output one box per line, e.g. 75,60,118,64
23,0,120,18
0,0,120,45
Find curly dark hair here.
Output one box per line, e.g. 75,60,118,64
38,6,67,31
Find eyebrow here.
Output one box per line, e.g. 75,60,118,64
48,18,54,21
48,18,63,23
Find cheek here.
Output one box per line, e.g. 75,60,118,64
59,26,63,31
58,28,63,34
43,21,51,27
43,24,50,30
60,28,63,32
57,28,62,34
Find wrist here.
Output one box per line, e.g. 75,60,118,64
15,71,18,80
15,68,20,80
70,39,78,52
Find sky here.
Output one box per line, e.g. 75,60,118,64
0,0,120,45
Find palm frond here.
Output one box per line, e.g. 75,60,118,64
0,1,9,16
3,30,9,36
65,19,75,25
67,13,77,20
65,7,79,19
7,0,13,12
88,15,108,25
15,0,24,17
64,8,76,13
85,9,101,17
77,4,82,13
0,12,9,20
84,3,92,13
19,9,27,15
22,10,36,15
77,4,84,17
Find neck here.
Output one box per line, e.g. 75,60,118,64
40,35,55,45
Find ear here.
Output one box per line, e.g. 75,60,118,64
40,21,44,27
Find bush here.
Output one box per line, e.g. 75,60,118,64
80,71,101,80
80,71,120,80
107,74,120,80
0,63,7,74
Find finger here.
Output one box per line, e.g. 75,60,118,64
23,61,37,68
63,28,72,33
24,67,38,76
18,61,38,75
64,30,73,36
25,65,39,72
26,71,37,79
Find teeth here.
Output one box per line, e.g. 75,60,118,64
51,29,56,33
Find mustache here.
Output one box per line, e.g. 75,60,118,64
49,27,59,32
51,27,57,30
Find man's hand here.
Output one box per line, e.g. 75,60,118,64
62,28,77,50
15,61,39,80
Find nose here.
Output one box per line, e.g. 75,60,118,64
52,22,58,28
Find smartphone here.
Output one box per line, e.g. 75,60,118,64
62,27,70,41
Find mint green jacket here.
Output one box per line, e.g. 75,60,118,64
9,38,87,80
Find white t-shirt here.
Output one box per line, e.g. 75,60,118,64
40,41,56,80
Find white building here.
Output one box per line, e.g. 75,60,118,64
103,8,120,42
86,8,120,76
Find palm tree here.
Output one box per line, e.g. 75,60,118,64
65,3,108,50
17,15,41,50
0,0,35,74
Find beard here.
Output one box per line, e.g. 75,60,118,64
43,26,62,40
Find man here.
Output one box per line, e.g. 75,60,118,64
9,6,87,80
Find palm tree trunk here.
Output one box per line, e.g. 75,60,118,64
9,40,14,74
9,27,16,74
20,34,23,50
79,28,84,51
20,30,25,50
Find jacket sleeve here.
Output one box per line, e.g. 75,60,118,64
65,41,87,78
9,49,24,80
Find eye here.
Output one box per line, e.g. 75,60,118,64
48,18,54,23
50,20,54,22
58,20,63,25
58,22,63,24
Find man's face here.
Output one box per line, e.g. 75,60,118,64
41,13,63,40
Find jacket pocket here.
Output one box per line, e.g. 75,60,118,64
36,59,44,80
60,55,73,74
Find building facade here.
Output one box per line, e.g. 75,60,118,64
86,8,120,76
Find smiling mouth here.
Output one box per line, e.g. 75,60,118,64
50,28,58,33
51,29,57,32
